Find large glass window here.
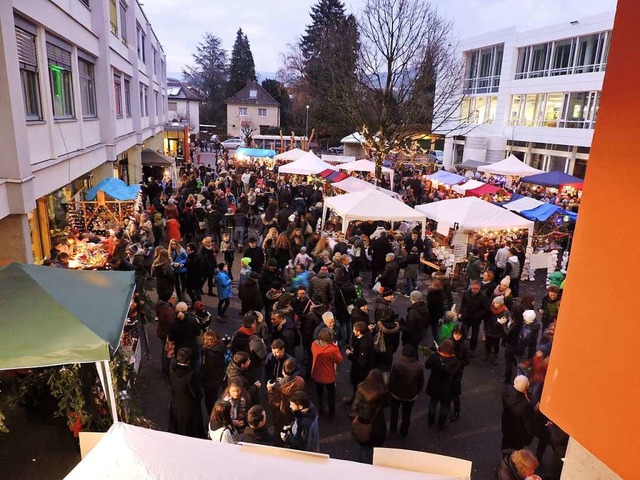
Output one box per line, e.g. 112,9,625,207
114,74,122,117
522,94,543,127
551,38,575,75
15,26,41,121
561,92,589,128
119,2,128,43
47,42,74,118
530,44,550,77
509,95,524,126
124,78,131,116
109,0,118,36
463,44,504,94
136,24,146,63
78,58,96,118
543,93,563,127
139,83,148,116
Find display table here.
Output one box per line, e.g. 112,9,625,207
529,251,555,270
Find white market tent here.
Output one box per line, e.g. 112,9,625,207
339,159,395,191
66,422,465,480
321,154,356,163
451,179,486,195
322,189,426,235
502,196,546,212
332,176,400,199
476,154,543,176
278,151,337,175
415,197,534,237
274,148,308,162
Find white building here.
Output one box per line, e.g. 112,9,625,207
0,0,167,264
438,12,614,178
167,78,201,134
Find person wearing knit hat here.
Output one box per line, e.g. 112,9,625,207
501,374,535,450
494,276,514,310
485,295,510,364
514,309,541,379
500,276,511,287
523,310,537,325
239,257,252,289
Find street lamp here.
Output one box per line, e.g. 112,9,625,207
305,105,310,145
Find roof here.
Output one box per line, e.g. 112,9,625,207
274,148,307,162
477,154,543,176
339,159,393,174
225,80,280,106
278,151,336,175
0,263,135,370
340,132,366,144
85,178,140,201
167,79,202,101
141,149,174,167
520,171,584,188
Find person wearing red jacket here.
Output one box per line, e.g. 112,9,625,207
311,327,343,417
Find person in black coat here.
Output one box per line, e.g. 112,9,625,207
185,242,206,304
350,298,370,326
333,254,356,338
502,375,535,450
368,232,392,288
425,339,461,430
351,369,388,464
426,279,449,343
168,303,202,369
451,324,470,422
496,449,540,480
344,321,375,404
459,280,491,353
239,271,264,314
168,348,205,438
244,237,265,272
201,331,226,415
372,290,400,375
388,344,424,437
379,253,400,291
401,291,429,350
200,237,217,296
259,259,282,323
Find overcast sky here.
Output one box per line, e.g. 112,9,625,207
143,0,618,77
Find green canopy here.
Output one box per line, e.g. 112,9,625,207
0,263,135,370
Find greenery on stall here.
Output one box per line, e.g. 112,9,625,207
0,409,8,433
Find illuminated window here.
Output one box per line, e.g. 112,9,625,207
47,41,74,118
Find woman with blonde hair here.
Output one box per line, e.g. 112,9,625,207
152,247,175,300
312,234,330,258
273,232,291,271
168,239,188,301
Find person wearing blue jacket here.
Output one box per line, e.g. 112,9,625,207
169,239,188,301
215,262,233,320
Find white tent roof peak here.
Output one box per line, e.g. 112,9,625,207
339,159,393,174
476,154,543,176
340,132,366,144
278,151,337,175
274,148,307,162
415,197,534,236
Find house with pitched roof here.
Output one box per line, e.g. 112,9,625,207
167,78,202,133
225,80,280,138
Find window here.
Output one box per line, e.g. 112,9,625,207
124,78,131,116
47,41,74,118
109,0,118,36
154,91,159,115
152,46,157,74
139,82,148,116
136,24,145,63
168,101,177,111
238,107,247,116
463,44,503,94
119,2,128,44
542,93,563,127
515,31,611,79
258,108,266,117
15,25,41,121
459,96,498,124
114,74,122,117
249,89,257,99
79,0,90,7
78,57,97,117
560,91,599,129
510,91,599,129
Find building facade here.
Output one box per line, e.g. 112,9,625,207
225,80,280,138
167,78,201,135
438,12,614,178
0,0,167,264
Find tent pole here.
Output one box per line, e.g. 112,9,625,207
320,203,327,231
102,360,119,423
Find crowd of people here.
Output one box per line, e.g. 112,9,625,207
138,153,568,479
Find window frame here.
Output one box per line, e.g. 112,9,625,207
109,0,118,36
123,78,131,117
258,108,267,117
15,25,42,121
238,107,247,116
47,41,74,119
114,73,123,118
78,57,97,118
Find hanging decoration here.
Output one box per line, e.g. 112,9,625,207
546,250,559,286
561,250,570,274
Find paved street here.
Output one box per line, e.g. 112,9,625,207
0,255,552,479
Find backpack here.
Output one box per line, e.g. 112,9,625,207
153,211,164,227
373,331,387,353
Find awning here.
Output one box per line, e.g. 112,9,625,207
427,170,467,185
236,147,276,158
477,154,543,176
141,149,174,166
520,171,584,188
85,178,140,201
466,183,502,197
318,169,350,182
454,160,490,171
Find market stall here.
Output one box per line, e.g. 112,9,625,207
278,151,337,175
234,147,276,162
0,263,136,427
331,176,401,199
321,189,426,235
273,147,308,162
476,154,543,177
338,159,395,191
520,170,584,189
66,422,466,480
427,170,467,186
321,154,356,164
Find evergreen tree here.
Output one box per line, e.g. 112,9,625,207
261,79,292,130
227,28,257,97
298,0,359,143
182,33,229,128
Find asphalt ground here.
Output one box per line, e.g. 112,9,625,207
0,253,554,479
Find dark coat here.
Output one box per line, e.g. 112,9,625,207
185,251,206,288
240,426,275,446
169,314,201,362
379,260,400,289
452,335,470,396
389,356,424,401
369,236,392,271
153,262,175,300
460,290,490,325
155,299,174,340
239,280,264,313
426,288,448,326
347,333,375,387
308,272,334,305
466,255,483,281
244,245,265,272
501,386,535,449
425,352,461,403
304,305,327,346
486,305,510,338
351,390,388,447
496,450,528,480
350,307,370,326
259,267,282,295
402,301,429,346
168,362,204,438
201,342,226,397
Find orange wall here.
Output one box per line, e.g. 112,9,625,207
541,1,640,478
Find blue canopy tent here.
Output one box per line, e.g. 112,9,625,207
235,147,276,158
85,178,140,201
520,171,584,188
519,204,578,222
427,170,466,185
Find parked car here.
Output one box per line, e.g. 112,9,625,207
221,138,245,149
433,150,444,164
328,146,344,155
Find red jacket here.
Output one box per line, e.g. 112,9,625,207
166,218,181,243
311,341,342,384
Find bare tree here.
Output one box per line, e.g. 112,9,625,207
239,118,258,147
346,0,471,181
